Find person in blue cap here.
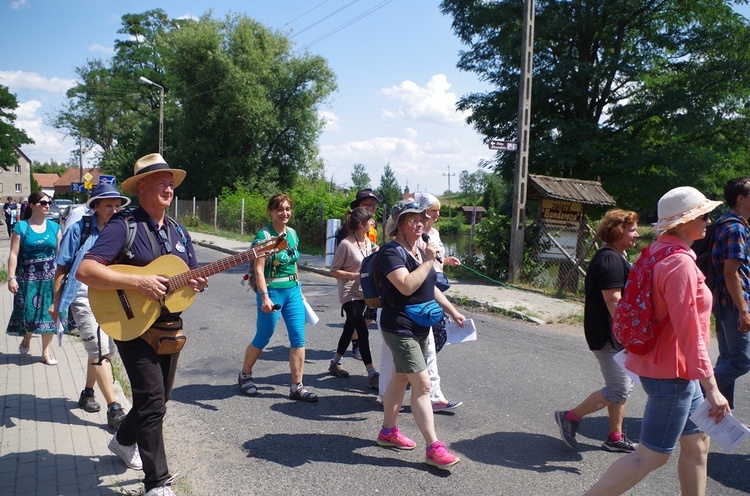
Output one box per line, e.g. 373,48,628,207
50,183,132,429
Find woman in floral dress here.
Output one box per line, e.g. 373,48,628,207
6,191,62,365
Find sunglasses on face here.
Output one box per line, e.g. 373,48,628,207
37,201,52,206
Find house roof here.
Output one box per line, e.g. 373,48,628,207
528,174,616,206
33,173,60,188
55,168,102,186
459,206,487,213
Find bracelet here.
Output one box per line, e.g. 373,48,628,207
8,276,16,281
259,291,269,296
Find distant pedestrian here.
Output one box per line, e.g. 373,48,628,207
555,209,639,453
375,199,465,470
6,191,62,364
585,187,730,495
50,184,131,429
4,197,17,237
336,188,382,359
711,177,750,411
329,206,379,388
238,194,318,402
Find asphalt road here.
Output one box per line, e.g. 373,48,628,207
162,245,750,496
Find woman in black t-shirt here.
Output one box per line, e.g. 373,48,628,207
555,209,640,453
374,200,465,470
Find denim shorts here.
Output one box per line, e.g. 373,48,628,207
639,377,703,454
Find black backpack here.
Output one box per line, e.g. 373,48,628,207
691,217,734,291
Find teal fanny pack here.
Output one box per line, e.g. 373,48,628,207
404,300,444,327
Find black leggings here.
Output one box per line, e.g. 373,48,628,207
337,299,373,365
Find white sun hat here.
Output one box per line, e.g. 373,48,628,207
654,186,723,234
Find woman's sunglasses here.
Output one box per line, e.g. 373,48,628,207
37,200,52,206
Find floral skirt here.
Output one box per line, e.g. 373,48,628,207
6,255,57,335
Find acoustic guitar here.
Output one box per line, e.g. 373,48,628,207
88,234,287,341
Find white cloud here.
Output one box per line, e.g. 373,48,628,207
177,13,199,22
88,43,115,55
379,74,468,125
11,0,29,10
15,99,74,163
319,109,340,131
0,70,76,94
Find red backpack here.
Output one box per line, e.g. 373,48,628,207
613,244,689,354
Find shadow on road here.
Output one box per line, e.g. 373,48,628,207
452,432,584,474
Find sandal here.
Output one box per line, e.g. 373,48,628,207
41,353,58,366
289,386,318,402
238,373,257,396
19,338,31,355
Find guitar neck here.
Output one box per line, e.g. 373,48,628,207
168,249,259,290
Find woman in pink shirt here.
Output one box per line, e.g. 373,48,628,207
586,187,731,496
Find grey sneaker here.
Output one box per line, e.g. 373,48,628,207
351,345,362,360
107,403,126,430
328,360,350,378
108,435,142,470
238,372,257,396
78,389,101,413
367,371,380,389
555,411,580,448
602,434,637,453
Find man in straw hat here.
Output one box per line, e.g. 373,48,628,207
78,153,207,496
710,177,750,411
50,183,132,430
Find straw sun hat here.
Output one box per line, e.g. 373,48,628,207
654,186,722,234
121,153,186,196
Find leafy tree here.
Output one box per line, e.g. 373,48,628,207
351,163,370,190
0,85,34,170
161,13,336,198
32,160,69,176
459,168,487,204
441,0,750,211
377,163,403,213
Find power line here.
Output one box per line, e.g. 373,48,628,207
300,0,394,50
290,0,363,39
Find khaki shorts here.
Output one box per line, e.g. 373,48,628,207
381,331,428,374
70,297,112,359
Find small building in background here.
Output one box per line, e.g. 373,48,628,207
0,148,32,200
34,173,60,198
460,206,486,223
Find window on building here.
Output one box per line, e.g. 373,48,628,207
14,165,21,174
15,184,22,192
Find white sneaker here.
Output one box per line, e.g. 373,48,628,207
108,434,143,470
145,486,176,496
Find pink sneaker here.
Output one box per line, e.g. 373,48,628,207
426,441,460,469
376,427,416,450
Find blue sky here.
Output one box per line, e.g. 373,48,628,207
3,1,750,196
1,0,493,196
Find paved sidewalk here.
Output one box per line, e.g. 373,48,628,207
0,229,583,496
0,234,140,496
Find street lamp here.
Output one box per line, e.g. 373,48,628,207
139,76,164,155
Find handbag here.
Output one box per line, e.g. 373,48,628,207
404,299,444,327
141,319,186,355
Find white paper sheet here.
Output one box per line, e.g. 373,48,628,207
303,299,319,326
689,399,750,452
444,318,477,345
613,349,641,386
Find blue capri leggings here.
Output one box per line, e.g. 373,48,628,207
252,284,306,349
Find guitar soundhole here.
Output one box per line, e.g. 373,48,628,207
116,289,135,319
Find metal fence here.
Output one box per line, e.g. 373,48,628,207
520,220,599,295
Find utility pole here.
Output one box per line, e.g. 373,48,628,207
508,0,535,282
443,165,456,218
139,76,165,155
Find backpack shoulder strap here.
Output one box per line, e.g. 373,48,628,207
115,210,139,263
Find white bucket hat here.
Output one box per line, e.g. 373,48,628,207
654,186,723,234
